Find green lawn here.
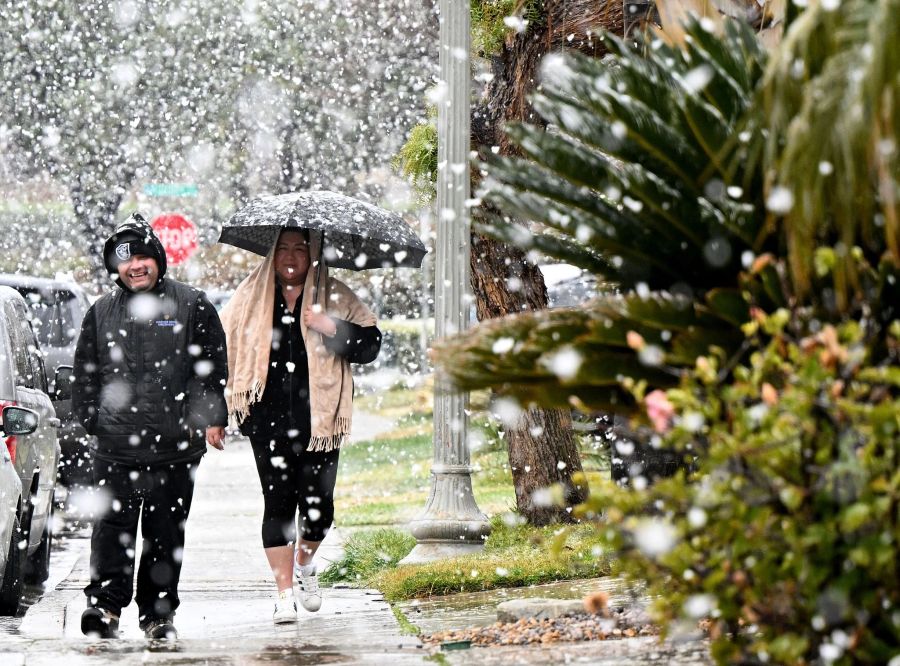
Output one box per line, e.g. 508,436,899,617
335,432,517,526
327,380,614,600
338,380,608,527
321,516,612,601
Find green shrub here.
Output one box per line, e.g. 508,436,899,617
426,4,899,664
471,0,544,56
586,317,900,664
392,118,438,204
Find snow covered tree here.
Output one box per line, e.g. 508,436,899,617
0,1,252,280
0,0,435,289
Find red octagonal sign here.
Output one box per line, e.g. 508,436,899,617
151,213,199,266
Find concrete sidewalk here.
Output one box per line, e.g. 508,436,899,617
11,429,429,664
2,409,715,665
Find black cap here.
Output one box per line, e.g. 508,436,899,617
103,213,168,284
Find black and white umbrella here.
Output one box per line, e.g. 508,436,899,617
218,191,426,270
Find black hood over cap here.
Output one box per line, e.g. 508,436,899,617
103,213,168,288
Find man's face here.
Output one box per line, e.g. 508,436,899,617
117,255,159,292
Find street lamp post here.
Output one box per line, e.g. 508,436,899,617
401,0,491,564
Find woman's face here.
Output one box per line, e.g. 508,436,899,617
274,230,310,287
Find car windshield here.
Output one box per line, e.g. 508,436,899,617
19,288,80,347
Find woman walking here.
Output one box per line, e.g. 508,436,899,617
220,228,380,623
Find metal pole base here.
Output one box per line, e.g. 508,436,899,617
400,540,486,565
400,466,492,564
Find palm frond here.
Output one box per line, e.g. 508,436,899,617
762,0,900,305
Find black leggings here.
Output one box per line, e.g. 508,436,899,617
249,435,340,548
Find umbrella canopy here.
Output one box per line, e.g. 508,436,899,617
218,191,426,270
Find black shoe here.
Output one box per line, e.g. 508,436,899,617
142,618,177,640
81,607,120,638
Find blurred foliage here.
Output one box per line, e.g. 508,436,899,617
471,0,545,56
0,0,434,280
354,375,436,419
0,211,90,278
393,111,438,204
762,0,900,303
585,318,900,664
431,4,900,663
322,515,611,601
364,318,433,376
437,8,898,410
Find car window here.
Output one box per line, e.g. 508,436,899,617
20,312,48,393
0,319,15,396
61,290,86,342
18,287,80,348
547,276,598,308
13,299,47,391
3,300,33,389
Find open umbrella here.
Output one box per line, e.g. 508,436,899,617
218,191,426,270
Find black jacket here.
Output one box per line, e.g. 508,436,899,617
240,286,381,441
74,278,228,466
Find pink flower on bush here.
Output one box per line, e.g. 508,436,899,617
645,389,675,433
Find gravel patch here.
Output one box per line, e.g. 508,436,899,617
422,607,659,648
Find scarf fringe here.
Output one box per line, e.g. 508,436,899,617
229,379,265,424
306,416,352,452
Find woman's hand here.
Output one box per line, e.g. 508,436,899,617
303,305,337,337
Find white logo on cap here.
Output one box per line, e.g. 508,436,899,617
115,242,132,261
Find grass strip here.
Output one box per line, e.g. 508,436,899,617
322,517,611,602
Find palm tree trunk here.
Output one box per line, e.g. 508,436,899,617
466,1,615,524
469,229,587,525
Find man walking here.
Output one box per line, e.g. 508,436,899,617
73,213,228,640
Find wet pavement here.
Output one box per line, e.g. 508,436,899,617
0,411,711,663
1,415,426,664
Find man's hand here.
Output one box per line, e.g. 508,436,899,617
206,426,226,450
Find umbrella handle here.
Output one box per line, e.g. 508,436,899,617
313,232,324,306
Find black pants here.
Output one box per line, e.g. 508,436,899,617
84,459,198,626
249,435,340,548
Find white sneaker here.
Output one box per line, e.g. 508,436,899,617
273,589,297,624
294,562,322,612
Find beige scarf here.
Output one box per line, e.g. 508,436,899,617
220,231,377,451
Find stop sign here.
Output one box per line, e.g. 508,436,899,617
150,214,199,266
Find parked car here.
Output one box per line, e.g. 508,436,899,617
204,288,233,311
0,405,41,614
0,274,92,491
541,263,599,308
0,286,61,610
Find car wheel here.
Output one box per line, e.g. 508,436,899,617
24,496,53,585
0,515,24,615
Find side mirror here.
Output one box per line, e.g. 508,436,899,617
1,405,39,436
54,364,74,401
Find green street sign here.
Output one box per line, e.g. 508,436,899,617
143,183,199,197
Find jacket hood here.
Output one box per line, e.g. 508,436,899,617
103,213,168,288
